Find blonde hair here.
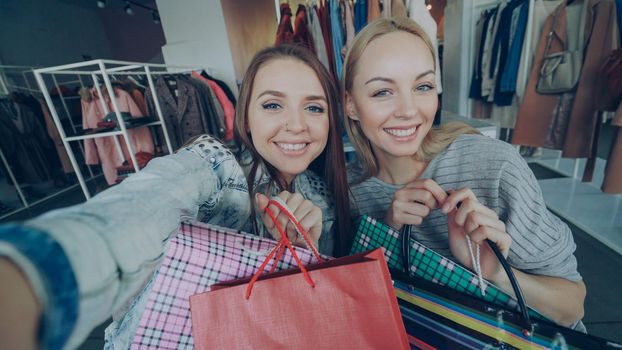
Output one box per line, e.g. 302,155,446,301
342,17,479,178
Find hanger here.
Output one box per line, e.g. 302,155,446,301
128,76,145,89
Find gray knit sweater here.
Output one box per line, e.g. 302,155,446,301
348,134,582,282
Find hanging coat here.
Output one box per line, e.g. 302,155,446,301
192,72,235,142
293,4,316,53
602,102,622,193
82,88,155,185
275,3,295,46
40,100,73,174
512,0,619,158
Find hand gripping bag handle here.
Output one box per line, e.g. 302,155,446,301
401,224,534,331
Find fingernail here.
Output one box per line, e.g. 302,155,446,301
442,203,451,213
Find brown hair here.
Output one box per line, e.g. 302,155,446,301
234,44,353,256
342,17,479,178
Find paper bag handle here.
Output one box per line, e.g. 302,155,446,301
245,198,324,299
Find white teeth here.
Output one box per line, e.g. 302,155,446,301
277,143,307,151
385,127,417,137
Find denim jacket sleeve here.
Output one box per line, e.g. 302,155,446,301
0,135,240,349
294,170,336,256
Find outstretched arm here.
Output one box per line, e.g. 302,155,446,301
0,258,39,350
0,137,237,348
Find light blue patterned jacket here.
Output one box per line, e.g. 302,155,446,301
0,135,335,349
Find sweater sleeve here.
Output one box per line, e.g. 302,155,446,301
498,146,582,281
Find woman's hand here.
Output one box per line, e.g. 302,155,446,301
443,188,512,281
385,179,447,230
255,191,322,249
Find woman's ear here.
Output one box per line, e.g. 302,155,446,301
345,93,359,121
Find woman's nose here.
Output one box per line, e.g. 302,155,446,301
284,109,307,133
394,93,417,119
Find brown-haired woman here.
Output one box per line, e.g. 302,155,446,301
0,44,352,349
344,17,586,329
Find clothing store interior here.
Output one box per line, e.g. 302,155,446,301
1,0,621,349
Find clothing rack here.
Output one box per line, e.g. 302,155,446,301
34,59,208,199
0,65,37,212
0,65,100,220
465,0,613,184
0,65,39,96
465,0,536,117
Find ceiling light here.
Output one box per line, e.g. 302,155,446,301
124,2,134,15
96,0,106,9
152,10,160,24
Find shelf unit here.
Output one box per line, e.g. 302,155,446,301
34,59,205,199
0,65,103,220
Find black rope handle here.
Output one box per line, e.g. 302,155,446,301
400,224,533,330
485,239,532,329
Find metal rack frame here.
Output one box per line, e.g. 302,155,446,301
0,65,99,220
34,59,206,199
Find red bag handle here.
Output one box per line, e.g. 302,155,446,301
245,198,324,299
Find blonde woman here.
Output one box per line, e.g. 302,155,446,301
344,17,586,329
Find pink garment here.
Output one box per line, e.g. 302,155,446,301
192,71,235,141
82,88,155,184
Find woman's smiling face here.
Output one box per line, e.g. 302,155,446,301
247,58,330,184
346,31,438,162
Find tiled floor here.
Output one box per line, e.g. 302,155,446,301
527,151,622,256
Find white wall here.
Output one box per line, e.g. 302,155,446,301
156,0,238,94
443,0,471,116
0,0,114,67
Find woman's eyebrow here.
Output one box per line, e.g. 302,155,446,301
365,77,395,85
256,90,285,99
364,70,435,85
305,95,327,102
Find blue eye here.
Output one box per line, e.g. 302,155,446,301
306,105,325,113
417,83,435,92
372,89,391,97
262,102,281,110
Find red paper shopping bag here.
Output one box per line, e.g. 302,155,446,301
190,248,409,349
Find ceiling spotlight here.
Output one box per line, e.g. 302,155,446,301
152,10,160,24
96,0,106,8
124,2,134,15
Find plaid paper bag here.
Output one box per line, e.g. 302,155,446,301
130,220,323,349
351,215,548,321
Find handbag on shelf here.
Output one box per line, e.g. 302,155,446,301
189,199,409,350
130,219,323,349
536,0,589,94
